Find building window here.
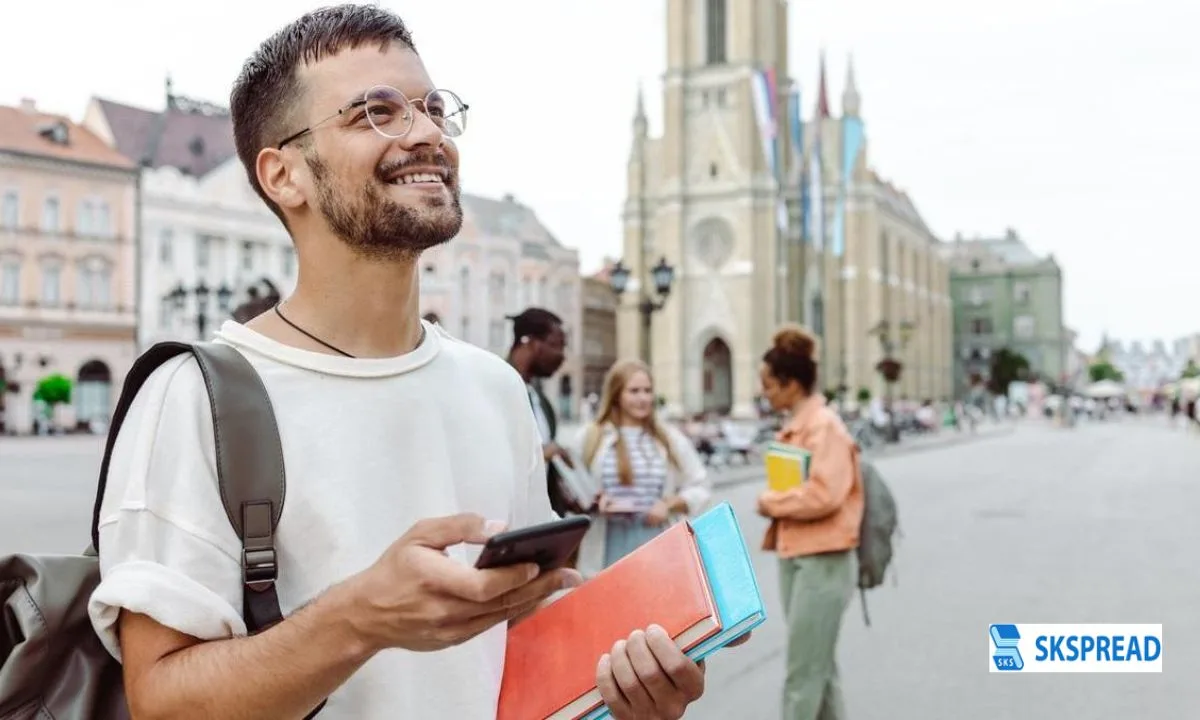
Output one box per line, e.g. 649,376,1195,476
196,235,211,268
1013,282,1030,304
42,197,60,233
489,271,506,307
969,317,992,335
1014,315,1035,339
78,200,94,236
77,260,113,310
282,246,295,276
705,0,727,65
95,202,111,238
1,191,17,229
160,229,173,265
41,263,61,307
242,240,255,271
1,259,19,305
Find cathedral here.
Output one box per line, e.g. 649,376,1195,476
618,0,953,417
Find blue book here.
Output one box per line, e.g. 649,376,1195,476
582,502,767,720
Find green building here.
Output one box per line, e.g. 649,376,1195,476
939,229,1067,397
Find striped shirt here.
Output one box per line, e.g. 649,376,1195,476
600,426,667,514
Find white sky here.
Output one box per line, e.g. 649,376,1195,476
2,0,1196,352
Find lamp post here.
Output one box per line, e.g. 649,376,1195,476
608,256,676,365
870,318,916,443
165,280,235,340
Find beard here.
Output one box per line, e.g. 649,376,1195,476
307,151,463,261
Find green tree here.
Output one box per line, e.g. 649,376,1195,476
988,348,1030,396
856,386,871,403
33,374,72,417
1088,361,1124,383
1181,359,1200,380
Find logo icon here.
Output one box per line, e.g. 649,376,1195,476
990,624,1023,671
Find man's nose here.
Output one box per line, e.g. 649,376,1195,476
399,109,446,150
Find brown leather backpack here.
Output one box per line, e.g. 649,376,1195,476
0,342,323,719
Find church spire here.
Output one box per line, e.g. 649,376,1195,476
815,51,831,119
633,81,648,138
842,54,861,117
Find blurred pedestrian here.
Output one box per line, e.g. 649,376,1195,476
566,359,711,576
755,325,863,720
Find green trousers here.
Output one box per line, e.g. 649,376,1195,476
778,550,857,720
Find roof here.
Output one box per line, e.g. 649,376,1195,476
943,229,1048,268
94,94,236,176
0,102,135,170
461,193,562,248
869,170,931,234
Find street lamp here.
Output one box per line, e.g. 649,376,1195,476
609,256,676,363
869,318,917,443
166,281,235,340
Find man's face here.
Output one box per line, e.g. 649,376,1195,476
295,42,463,259
533,326,567,378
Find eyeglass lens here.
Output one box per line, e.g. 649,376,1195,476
365,86,467,139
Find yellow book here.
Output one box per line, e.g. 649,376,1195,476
764,446,811,492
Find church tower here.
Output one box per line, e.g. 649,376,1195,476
620,0,795,418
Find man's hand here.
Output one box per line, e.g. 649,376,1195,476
596,625,706,720
342,513,582,653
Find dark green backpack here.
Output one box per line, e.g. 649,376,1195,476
856,458,899,626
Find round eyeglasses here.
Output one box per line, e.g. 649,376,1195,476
276,86,469,149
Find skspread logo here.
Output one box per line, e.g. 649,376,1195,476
989,624,1162,673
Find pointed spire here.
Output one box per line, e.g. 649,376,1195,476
815,51,831,119
842,54,861,117
632,81,648,139
165,74,175,109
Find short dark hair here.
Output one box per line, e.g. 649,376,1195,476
508,307,563,348
762,324,819,393
229,4,417,224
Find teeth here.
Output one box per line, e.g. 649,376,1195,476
391,172,444,185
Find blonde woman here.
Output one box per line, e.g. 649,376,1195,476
566,360,711,577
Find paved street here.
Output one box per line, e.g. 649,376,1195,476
3,419,1198,718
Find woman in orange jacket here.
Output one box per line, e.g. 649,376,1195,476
756,325,864,720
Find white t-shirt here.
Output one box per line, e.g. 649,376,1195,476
88,319,553,719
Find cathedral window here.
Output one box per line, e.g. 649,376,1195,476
705,0,727,65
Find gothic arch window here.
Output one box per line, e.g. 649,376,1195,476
705,0,726,65
690,217,735,270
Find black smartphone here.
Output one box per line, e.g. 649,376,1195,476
475,515,591,571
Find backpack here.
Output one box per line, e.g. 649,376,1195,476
855,458,900,627
0,341,325,719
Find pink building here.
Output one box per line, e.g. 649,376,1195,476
0,99,139,435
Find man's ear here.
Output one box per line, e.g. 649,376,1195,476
256,147,306,213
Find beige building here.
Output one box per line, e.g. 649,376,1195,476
806,65,954,403
419,193,583,420
619,0,951,417
581,268,618,399
0,99,139,434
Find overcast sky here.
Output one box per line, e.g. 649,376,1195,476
2,0,1195,352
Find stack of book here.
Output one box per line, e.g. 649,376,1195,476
497,502,766,720
763,441,812,492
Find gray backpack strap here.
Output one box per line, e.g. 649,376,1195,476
89,340,324,718
189,343,287,634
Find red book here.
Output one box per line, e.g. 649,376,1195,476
498,522,721,720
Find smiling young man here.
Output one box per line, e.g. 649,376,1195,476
88,5,716,720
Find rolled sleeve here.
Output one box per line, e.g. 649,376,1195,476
87,354,247,662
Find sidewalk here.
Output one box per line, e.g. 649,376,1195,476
708,420,1016,488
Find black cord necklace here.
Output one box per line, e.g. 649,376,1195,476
273,303,427,359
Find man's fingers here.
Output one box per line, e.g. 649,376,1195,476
482,568,582,616
405,513,504,548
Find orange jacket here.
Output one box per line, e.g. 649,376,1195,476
759,396,864,558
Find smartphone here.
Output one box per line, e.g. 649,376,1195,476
475,515,591,571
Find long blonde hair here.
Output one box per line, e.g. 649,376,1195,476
583,359,680,485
